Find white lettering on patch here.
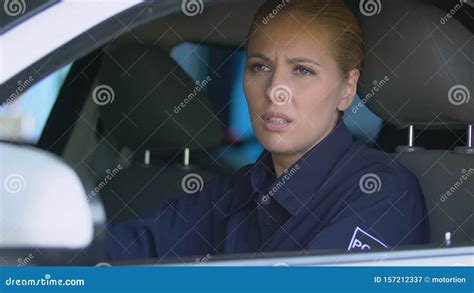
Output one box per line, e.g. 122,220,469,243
347,226,388,251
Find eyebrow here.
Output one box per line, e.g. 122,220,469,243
247,53,321,67
288,57,321,67
247,53,271,62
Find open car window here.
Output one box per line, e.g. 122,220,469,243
0,0,472,272
0,64,71,143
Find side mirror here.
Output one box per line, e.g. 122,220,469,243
0,142,105,265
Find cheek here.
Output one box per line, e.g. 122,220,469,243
243,72,252,101
295,85,329,115
243,73,265,115
297,77,340,111
293,84,339,131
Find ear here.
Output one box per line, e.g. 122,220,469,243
337,69,360,111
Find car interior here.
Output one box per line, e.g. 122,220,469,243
1,0,473,265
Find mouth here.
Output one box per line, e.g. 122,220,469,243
262,111,293,132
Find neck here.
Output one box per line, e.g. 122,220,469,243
271,152,302,178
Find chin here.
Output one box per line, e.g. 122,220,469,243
258,133,297,154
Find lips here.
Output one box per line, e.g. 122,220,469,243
262,111,293,132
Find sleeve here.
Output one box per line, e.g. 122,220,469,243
306,170,430,252
104,176,236,261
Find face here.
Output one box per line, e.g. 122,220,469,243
244,13,359,157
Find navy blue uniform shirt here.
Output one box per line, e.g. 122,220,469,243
106,122,429,260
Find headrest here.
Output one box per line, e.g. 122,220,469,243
356,0,473,129
97,44,223,152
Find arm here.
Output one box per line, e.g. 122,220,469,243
105,175,236,261
307,171,430,252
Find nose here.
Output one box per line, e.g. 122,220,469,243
265,71,293,106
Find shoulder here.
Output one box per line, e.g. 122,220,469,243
338,140,421,197
326,140,426,223
320,142,429,246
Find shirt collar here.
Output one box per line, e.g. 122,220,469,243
248,120,354,216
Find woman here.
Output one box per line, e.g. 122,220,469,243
106,0,429,260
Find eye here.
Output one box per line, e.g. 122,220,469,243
294,66,315,76
251,63,271,73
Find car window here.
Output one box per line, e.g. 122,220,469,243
171,42,383,170
2,0,471,271
0,63,72,144
171,43,263,170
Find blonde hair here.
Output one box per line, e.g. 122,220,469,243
248,0,364,78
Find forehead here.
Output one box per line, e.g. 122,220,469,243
247,13,331,59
